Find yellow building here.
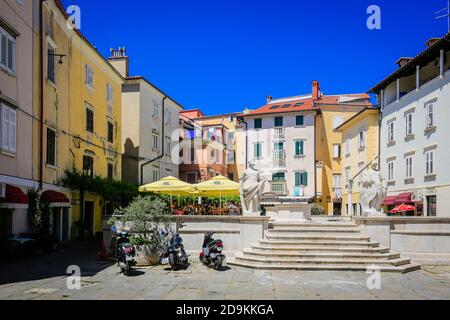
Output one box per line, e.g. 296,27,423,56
315,93,372,215
34,0,123,239
335,108,380,216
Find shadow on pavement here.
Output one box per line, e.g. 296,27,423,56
0,239,114,285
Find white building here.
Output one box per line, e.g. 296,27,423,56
108,48,183,185
370,36,450,217
240,94,318,199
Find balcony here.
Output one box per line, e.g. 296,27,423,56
273,127,285,138
270,181,287,196
333,187,343,201
272,150,286,168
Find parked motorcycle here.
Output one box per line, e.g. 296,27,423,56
115,231,136,276
199,232,226,270
160,232,189,270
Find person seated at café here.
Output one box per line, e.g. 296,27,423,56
227,201,238,216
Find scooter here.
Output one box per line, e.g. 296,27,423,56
199,232,226,270
160,232,189,270
115,231,136,276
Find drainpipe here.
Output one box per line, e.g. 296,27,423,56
140,96,167,185
314,111,319,204
237,117,248,169
38,0,45,190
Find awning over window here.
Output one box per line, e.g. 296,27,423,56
41,190,70,204
0,185,28,205
395,192,413,204
383,196,396,206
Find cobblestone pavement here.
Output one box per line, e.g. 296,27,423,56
1,242,450,300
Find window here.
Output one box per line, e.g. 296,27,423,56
295,172,308,186
83,155,94,177
358,129,366,150
165,110,172,126
153,132,159,150
294,140,305,157
333,175,341,189
227,150,235,163
426,150,434,175
46,128,56,166
0,26,15,74
427,196,437,217
107,121,114,143
388,161,394,181
254,143,262,159
272,172,285,181
216,149,220,163
296,115,304,126
86,107,94,133
165,137,171,156
190,147,195,163
85,64,94,89
425,102,435,128
345,136,350,156
254,118,262,129
152,101,159,118
107,163,114,181
388,122,395,142
406,156,413,178
405,113,413,136
274,117,283,127
333,144,341,158
47,43,56,83
187,172,197,184
345,167,351,184
107,84,114,105
152,169,159,182
0,104,16,153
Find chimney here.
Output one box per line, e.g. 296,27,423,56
108,47,129,77
395,57,414,68
266,95,273,104
312,80,321,100
425,38,441,48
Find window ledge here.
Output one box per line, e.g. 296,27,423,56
0,150,16,158
294,155,306,159
424,174,437,182
46,78,57,88
387,141,396,148
404,178,415,185
358,146,366,152
46,164,58,170
425,126,437,135
387,180,396,186
405,134,415,142
0,65,16,77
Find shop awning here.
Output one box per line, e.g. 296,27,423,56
383,196,396,206
0,185,28,205
41,190,70,204
395,192,413,204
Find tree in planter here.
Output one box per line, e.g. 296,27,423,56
109,196,172,263
311,204,326,216
27,189,55,251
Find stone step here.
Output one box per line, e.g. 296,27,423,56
234,253,412,267
227,258,422,274
268,228,362,234
251,244,390,254
243,248,400,260
270,222,358,228
259,239,380,248
266,234,371,242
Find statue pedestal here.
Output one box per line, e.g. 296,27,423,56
265,203,313,222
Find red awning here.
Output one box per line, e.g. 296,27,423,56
0,185,28,204
383,196,396,206
41,190,69,204
395,192,413,204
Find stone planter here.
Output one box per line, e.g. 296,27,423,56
135,245,161,266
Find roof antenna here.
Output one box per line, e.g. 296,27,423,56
435,0,450,33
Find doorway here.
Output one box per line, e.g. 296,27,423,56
0,209,12,240
333,203,342,216
427,196,437,217
84,201,95,237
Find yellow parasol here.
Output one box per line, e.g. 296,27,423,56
195,175,240,211
139,176,197,205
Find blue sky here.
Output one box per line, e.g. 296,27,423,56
62,0,448,115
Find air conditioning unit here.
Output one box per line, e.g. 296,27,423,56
0,183,6,198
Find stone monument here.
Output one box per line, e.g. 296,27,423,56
360,163,387,216
239,160,267,216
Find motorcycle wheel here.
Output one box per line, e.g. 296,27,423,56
124,261,131,276
215,256,223,270
169,253,177,270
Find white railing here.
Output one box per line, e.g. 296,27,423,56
270,181,287,195
273,127,285,138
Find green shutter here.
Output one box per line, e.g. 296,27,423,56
302,172,308,186
295,172,301,186
300,141,304,156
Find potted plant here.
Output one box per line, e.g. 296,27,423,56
109,196,172,266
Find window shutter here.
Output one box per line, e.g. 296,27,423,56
9,108,16,152
300,141,304,155
295,172,300,186
2,106,9,150
302,172,308,186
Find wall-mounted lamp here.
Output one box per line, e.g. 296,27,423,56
48,53,67,65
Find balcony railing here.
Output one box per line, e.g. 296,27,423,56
270,181,287,196
273,127,285,138
272,150,286,167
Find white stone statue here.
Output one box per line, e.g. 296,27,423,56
360,163,387,216
239,160,267,216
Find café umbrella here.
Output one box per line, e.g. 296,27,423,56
390,204,415,214
195,175,240,211
138,176,197,204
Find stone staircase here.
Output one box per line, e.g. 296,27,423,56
228,221,421,273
